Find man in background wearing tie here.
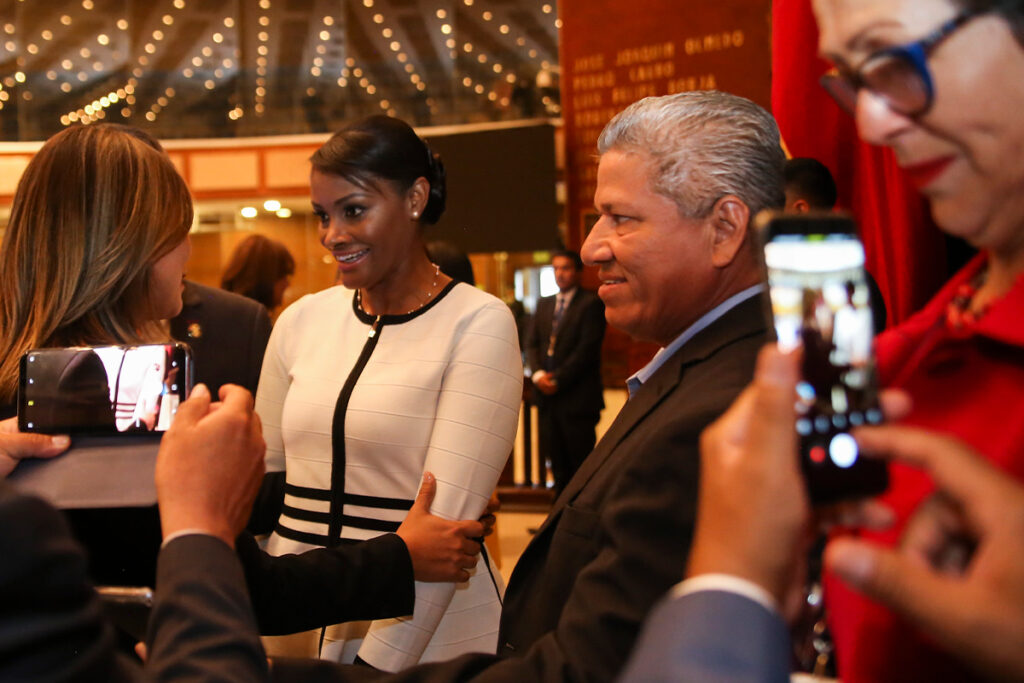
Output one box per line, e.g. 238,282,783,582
526,250,606,494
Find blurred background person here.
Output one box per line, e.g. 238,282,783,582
783,156,838,212
812,0,1024,680
220,233,295,316
784,156,888,332
525,249,605,494
255,115,522,670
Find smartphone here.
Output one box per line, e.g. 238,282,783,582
18,343,193,435
96,586,153,642
758,211,888,505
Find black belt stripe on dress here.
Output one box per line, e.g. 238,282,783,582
279,504,403,532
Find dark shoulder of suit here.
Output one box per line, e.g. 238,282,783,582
170,280,273,396
0,483,127,681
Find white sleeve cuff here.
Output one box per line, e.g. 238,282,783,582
672,573,779,615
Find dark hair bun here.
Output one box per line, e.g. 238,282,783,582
421,146,446,225
312,115,447,225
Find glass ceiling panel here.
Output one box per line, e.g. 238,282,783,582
0,0,560,140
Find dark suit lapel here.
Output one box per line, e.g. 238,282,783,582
171,281,204,341
551,291,587,354
539,293,766,526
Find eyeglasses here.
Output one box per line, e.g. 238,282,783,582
820,7,990,117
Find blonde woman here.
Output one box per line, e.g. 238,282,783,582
0,124,192,585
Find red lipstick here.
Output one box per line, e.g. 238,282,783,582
901,157,954,189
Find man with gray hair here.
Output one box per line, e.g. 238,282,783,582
126,91,784,682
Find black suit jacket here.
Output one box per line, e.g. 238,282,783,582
0,483,135,681
525,289,605,414
620,589,790,683
147,534,271,682
0,479,413,681
237,532,414,636
170,280,273,397
264,294,768,682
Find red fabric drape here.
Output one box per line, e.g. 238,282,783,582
770,0,949,326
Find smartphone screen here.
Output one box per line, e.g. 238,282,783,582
19,343,193,435
761,213,888,504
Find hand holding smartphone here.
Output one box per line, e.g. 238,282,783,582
758,211,888,505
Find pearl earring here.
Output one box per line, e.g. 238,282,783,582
411,211,419,219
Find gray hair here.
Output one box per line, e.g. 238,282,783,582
597,91,786,219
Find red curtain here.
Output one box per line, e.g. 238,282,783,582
771,0,949,325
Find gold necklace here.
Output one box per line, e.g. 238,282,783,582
357,263,443,316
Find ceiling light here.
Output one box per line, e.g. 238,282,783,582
240,207,258,218
263,199,281,211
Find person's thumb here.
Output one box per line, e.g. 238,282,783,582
825,538,960,633
410,472,437,514
4,432,71,459
170,383,211,429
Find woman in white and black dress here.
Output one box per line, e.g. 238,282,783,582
256,115,523,670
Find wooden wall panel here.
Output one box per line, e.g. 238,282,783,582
560,0,773,381
188,150,261,192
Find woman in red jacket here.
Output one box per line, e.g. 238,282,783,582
812,0,1024,680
